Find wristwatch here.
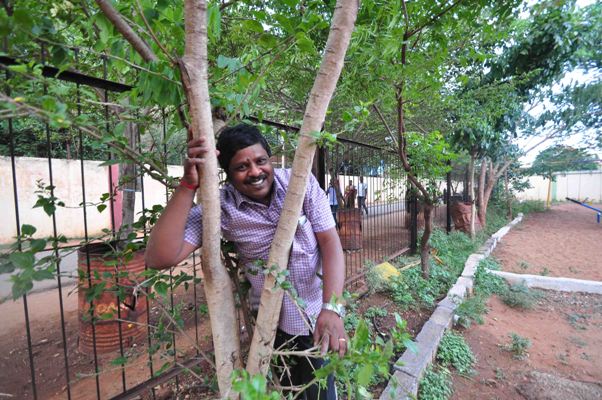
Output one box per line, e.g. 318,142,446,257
322,302,346,318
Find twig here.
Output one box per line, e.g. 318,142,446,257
134,0,177,64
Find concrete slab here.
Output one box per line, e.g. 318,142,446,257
379,370,418,400
488,270,602,295
447,281,468,300
438,295,461,311
429,305,455,329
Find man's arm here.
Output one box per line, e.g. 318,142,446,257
314,227,347,357
145,137,212,269
145,186,199,268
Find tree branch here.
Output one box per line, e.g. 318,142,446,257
94,0,158,62
406,0,464,39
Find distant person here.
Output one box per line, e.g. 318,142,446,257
357,176,368,215
344,180,356,209
327,180,339,224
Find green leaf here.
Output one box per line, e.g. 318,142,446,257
21,224,36,236
12,276,33,299
97,204,107,213
32,268,55,281
242,19,264,34
295,32,315,53
110,355,128,366
207,2,221,40
9,252,35,270
7,64,28,74
29,239,47,253
154,281,168,298
357,363,374,386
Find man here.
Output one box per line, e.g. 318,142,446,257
357,176,368,215
343,180,356,209
145,124,346,399
326,179,339,225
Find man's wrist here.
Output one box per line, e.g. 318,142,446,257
321,302,346,318
179,179,199,191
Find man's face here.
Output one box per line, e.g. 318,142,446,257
228,143,274,204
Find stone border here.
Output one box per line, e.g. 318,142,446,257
488,270,602,295
379,213,524,399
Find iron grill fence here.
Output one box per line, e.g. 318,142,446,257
1,51,451,400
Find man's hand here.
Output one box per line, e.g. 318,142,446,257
313,309,347,357
183,136,219,187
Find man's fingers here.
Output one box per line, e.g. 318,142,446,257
338,337,347,357
320,333,330,356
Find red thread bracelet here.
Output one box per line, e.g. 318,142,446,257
179,180,199,191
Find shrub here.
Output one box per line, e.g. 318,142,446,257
513,200,545,215
474,259,507,297
499,283,541,310
456,294,487,328
437,332,476,375
419,366,452,400
503,333,531,360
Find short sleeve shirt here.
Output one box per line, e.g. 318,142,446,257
183,169,336,335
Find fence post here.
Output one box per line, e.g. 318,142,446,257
446,165,452,234
410,193,418,254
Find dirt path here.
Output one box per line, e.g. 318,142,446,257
451,203,602,400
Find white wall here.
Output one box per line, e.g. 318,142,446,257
516,170,602,202
0,156,181,245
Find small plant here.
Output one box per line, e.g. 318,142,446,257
456,295,487,328
418,366,452,400
567,313,588,330
518,261,530,270
499,283,541,310
494,367,505,381
539,267,550,276
390,313,417,354
502,333,531,360
364,306,388,319
436,331,475,375
474,259,507,297
512,200,546,214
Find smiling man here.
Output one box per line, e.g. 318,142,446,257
145,123,346,399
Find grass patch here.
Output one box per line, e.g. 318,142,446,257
436,332,475,376
418,366,452,400
499,283,541,310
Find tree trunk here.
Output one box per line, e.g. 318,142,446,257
180,0,241,396
420,202,433,279
505,170,512,220
246,0,358,377
118,121,138,244
476,158,487,227
467,153,476,238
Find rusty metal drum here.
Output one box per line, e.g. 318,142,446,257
338,208,363,250
77,242,147,354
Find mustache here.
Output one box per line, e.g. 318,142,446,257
244,173,268,184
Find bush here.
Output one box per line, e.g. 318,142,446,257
473,259,507,297
419,366,452,400
499,283,541,310
456,294,487,328
436,332,475,375
503,333,531,360
513,200,546,215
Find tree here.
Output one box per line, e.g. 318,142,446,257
530,145,599,180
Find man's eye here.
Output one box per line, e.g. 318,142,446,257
235,165,247,171
257,158,267,165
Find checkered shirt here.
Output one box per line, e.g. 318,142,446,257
183,169,336,335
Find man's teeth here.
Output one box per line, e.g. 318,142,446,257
250,178,265,186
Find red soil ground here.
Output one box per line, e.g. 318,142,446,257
451,203,602,400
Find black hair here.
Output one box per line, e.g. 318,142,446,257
216,123,272,173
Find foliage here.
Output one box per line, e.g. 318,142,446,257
529,145,599,180
512,200,546,214
499,283,541,310
436,332,476,376
502,333,531,360
455,294,488,329
418,366,453,400
231,370,280,400
473,258,507,297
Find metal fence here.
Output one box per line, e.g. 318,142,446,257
1,52,451,400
